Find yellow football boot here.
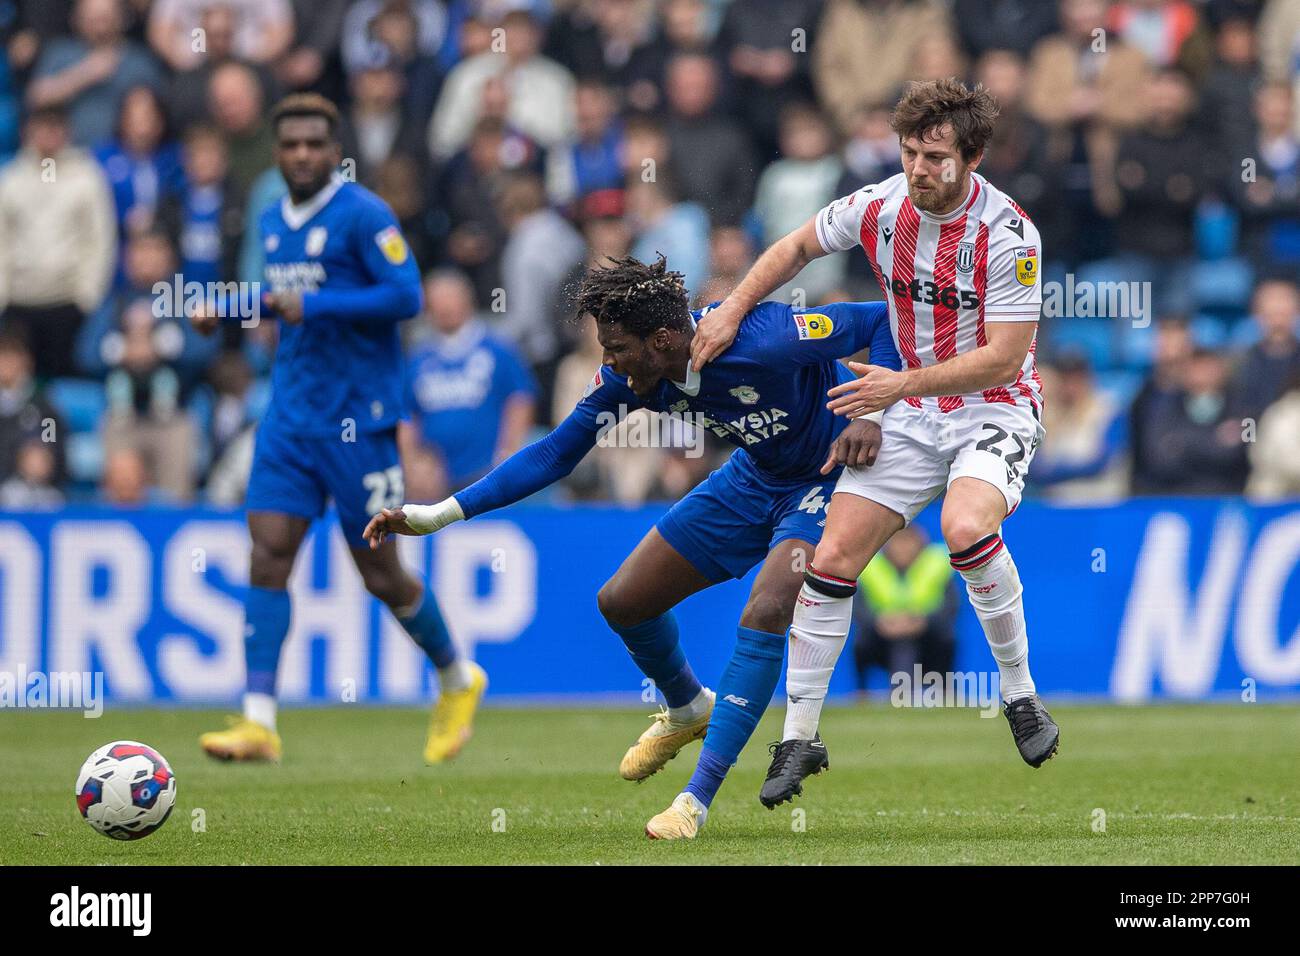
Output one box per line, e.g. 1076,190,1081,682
424,662,488,764
646,792,708,840
619,688,714,781
199,717,282,762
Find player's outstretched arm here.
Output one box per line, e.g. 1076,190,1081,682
363,411,603,548
691,217,828,371
364,501,461,547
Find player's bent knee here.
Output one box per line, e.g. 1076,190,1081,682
740,590,793,634
811,536,866,582
249,542,295,590
941,514,998,554
360,568,407,606
596,579,644,630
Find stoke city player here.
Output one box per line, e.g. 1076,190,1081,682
691,78,1060,807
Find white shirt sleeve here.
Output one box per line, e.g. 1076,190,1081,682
984,213,1043,323
813,185,874,255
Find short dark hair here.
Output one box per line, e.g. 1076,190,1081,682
576,254,690,337
890,78,1000,161
271,93,341,138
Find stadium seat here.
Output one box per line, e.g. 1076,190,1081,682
1044,316,1116,371
44,378,106,434
1189,314,1232,350
1191,257,1253,316
1095,369,1143,408
65,431,104,487
1194,199,1239,261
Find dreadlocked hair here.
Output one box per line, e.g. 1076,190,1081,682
575,254,690,337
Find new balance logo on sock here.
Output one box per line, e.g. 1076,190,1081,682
723,694,749,708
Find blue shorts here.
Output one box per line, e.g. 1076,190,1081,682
656,455,836,583
245,422,404,546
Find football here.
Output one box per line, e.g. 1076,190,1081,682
74,741,177,841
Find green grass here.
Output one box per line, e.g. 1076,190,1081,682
3,704,1297,865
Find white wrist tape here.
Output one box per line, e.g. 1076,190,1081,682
401,498,464,534
855,409,885,424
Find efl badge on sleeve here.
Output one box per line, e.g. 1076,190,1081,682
794,312,834,340
1014,246,1038,287
375,225,409,265
582,368,604,398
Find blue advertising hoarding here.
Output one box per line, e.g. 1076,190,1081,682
0,499,1297,704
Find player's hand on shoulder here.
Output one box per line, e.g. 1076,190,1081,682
363,507,418,548
821,417,882,475
826,362,905,418
691,297,744,371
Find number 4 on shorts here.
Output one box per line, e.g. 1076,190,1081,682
798,486,827,514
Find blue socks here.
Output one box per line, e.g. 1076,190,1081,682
243,584,459,698
397,589,458,669
611,611,703,707
244,586,291,696
685,626,785,807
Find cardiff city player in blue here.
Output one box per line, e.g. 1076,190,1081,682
191,95,486,764
364,255,900,838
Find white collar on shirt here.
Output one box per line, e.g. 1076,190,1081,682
671,313,701,395
280,172,345,231
430,319,488,360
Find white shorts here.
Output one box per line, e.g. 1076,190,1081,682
834,399,1045,524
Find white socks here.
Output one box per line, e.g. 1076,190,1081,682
950,535,1035,702
438,659,475,692
243,691,277,731
669,686,713,724
782,577,855,740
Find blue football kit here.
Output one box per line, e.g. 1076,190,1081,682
244,173,421,544
405,323,539,490
236,174,461,702
453,298,899,809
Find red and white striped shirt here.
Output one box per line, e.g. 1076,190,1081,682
815,172,1043,413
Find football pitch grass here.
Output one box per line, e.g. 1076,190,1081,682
3,703,1297,865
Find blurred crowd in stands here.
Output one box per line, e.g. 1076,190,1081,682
0,0,1297,509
